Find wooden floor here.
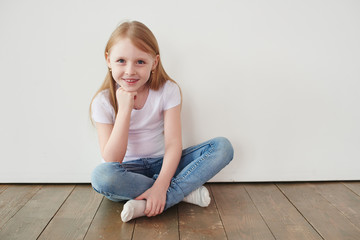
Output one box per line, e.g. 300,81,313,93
0,182,360,240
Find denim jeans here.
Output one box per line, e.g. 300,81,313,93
91,137,234,210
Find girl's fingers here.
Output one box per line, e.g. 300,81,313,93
151,205,159,217
145,201,152,215
160,205,165,214
146,201,160,217
156,206,162,215
140,191,166,217
152,200,164,216
148,202,156,216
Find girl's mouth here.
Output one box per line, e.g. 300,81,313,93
122,78,139,84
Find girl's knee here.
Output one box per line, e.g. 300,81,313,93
91,162,123,193
213,137,234,163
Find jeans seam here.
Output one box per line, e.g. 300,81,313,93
174,141,215,183
181,139,214,157
99,189,130,201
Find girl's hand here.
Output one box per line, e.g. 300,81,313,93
135,184,167,217
116,87,137,112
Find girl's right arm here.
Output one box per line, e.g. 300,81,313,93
96,88,136,163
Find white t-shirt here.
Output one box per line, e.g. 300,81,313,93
91,80,181,162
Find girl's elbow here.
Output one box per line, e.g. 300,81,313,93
102,152,124,163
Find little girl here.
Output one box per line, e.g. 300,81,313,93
90,20,234,222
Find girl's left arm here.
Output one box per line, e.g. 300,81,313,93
135,104,182,217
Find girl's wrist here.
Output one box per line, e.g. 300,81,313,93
117,106,132,115
154,177,171,190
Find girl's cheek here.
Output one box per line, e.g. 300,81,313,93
111,70,120,77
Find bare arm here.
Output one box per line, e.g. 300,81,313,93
96,88,136,163
155,104,182,188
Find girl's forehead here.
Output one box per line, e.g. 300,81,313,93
109,38,151,58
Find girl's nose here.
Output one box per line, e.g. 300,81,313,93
125,64,136,75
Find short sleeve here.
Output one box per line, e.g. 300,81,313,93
91,90,115,124
163,81,181,110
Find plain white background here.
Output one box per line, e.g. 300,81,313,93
0,0,359,182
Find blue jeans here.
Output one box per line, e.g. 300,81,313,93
91,137,234,210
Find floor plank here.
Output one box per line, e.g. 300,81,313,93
0,185,41,229
1,182,360,239
84,198,135,240
0,185,9,194
245,183,322,240
0,185,74,240
313,182,360,230
178,185,227,240
344,182,360,196
132,205,179,240
278,183,360,240
37,184,103,240
211,183,275,240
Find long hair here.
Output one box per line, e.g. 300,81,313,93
89,21,179,124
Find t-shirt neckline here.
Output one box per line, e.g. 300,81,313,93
133,88,151,111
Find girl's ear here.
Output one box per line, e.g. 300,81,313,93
106,52,111,69
152,55,160,70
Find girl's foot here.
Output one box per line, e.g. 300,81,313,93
121,186,211,222
121,199,146,222
183,186,211,207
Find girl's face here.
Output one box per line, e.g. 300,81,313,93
107,38,159,93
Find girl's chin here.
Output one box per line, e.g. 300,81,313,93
121,85,139,92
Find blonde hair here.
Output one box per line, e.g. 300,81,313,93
89,21,179,124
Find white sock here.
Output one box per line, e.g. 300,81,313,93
120,186,210,222
183,186,211,207
121,199,146,222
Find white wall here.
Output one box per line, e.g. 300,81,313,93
0,0,359,182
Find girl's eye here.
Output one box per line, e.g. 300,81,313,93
137,60,145,64
117,59,125,63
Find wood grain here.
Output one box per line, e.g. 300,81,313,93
37,185,103,240
0,185,74,240
0,185,41,228
211,183,275,240
0,185,9,194
132,205,179,240
1,182,360,239
84,198,135,240
245,183,322,240
344,181,360,196
313,182,360,229
178,185,227,240
278,183,360,240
